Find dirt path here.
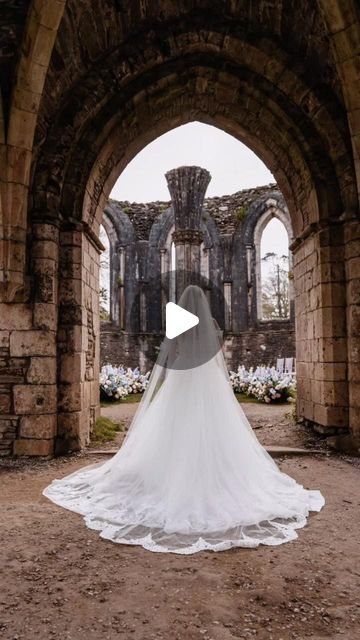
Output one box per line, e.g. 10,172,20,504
0,406,359,640
101,401,323,450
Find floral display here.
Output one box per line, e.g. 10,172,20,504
100,364,150,400
100,363,295,404
229,365,296,403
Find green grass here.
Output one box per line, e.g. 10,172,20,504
91,416,124,444
121,393,143,404
100,391,286,407
235,392,259,404
100,392,143,407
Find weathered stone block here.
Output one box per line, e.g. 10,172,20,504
0,304,32,330
14,439,54,457
66,325,87,352
33,303,57,330
27,357,56,384
349,407,360,433
346,257,360,280
314,362,347,381
59,278,82,304
10,330,56,357
319,307,346,338
0,365,26,383
59,303,83,326
90,379,99,406
347,278,360,305
56,411,88,453
0,418,12,434
13,384,57,414
322,380,348,405
60,231,83,247
320,337,348,362
319,262,345,283
32,223,59,242
58,383,82,412
20,414,56,439
0,391,11,414
348,363,360,382
60,353,84,383
349,383,360,408
32,239,58,261
314,404,349,428
347,304,360,335
0,332,9,349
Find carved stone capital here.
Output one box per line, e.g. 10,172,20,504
165,166,211,230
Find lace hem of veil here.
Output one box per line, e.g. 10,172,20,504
43,482,324,555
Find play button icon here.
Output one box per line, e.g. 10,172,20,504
129,269,227,370
165,302,199,339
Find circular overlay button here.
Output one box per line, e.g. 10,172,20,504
130,270,227,370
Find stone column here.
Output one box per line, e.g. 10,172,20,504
171,228,203,296
165,166,211,300
57,224,102,454
344,216,360,452
12,221,58,456
292,222,349,441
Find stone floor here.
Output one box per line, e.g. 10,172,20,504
0,404,359,640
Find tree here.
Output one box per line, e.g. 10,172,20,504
261,252,289,319
100,286,110,321
99,225,110,320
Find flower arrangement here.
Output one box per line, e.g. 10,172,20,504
100,364,150,400
100,363,295,404
229,365,296,403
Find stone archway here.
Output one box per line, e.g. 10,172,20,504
0,0,359,456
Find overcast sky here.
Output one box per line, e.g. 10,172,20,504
111,122,274,202
102,122,289,301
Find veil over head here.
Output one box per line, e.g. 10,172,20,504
125,285,227,441
158,284,224,370
124,284,257,447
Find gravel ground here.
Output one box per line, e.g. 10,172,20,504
0,403,359,640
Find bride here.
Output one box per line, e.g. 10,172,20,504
43,285,324,554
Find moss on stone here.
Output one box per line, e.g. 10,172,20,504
91,416,124,443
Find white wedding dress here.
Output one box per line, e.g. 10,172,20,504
43,285,324,554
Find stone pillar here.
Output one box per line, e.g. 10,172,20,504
344,217,360,452
56,225,102,454
293,222,349,441
171,228,203,297
118,246,125,329
166,166,211,299
11,222,58,456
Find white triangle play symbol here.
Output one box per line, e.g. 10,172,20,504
165,302,199,339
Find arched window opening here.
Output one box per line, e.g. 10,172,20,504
260,218,290,320
99,225,110,321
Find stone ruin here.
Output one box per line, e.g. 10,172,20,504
0,0,359,456
100,166,295,371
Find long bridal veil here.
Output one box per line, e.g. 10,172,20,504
43,285,324,554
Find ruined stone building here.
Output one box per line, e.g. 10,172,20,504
100,168,295,371
0,1,359,456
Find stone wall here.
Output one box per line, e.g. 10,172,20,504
111,183,277,239
0,222,59,458
56,228,101,455
100,184,295,371
100,323,295,372
292,217,360,449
